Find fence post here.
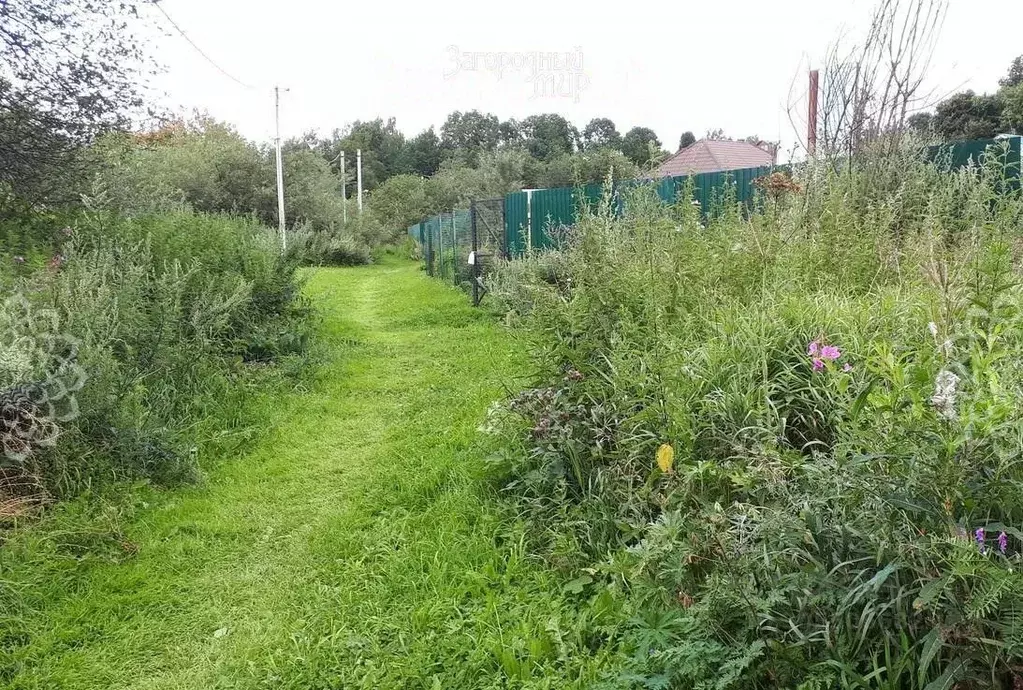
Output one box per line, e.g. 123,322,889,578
470,201,480,306
452,210,458,286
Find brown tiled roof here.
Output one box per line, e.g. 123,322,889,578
654,139,774,177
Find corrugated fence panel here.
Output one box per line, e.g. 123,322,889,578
927,136,1021,191
531,187,575,249
505,191,529,256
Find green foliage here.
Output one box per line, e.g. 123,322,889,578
440,110,501,165
0,209,311,494
917,55,1023,140
366,174,433,233
1000,55,1023,88
0,264,620,689
583,118,623,151
1001,84,1023,135
487,143,1023,687
520,113,578,161
621,127,663,167
678,131,696,150
405,126,443,176
0,0,149,205
933,91,1005,140
88,117,378,264
525,148,639,189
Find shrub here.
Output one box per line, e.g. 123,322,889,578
0,209,312,496
88,117,380,265
486,143,1023,687
290,221,372,266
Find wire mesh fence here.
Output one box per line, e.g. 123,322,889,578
407,200,508,306
469,198,505,306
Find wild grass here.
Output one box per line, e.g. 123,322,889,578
486,143,1023,688
1,209,312,503
0,262,622,689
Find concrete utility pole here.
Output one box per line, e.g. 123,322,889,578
340,151,347,224
274,85,288,251
356,149,363,214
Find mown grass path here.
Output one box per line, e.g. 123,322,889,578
2,262,613,689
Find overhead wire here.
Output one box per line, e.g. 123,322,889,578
152,1,257,90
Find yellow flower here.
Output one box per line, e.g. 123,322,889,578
656,443,674,474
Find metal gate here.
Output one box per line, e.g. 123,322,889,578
469,198,506,306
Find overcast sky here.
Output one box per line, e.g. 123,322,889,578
145,0,1020,159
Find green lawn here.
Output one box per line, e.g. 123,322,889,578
0,262,619,689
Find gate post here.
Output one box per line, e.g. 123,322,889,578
470,201,480,307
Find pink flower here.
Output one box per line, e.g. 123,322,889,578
812,358,824,371
820,345,841,361
842,363,853,372
807,341,820,356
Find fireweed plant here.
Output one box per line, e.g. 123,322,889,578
486,143,1023,688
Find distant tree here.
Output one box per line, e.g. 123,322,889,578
621,127,662,166
677,131,696,150
704,128,728,140
440,110,500,163
520,113,576,161
406,127,442,176
581,118,622,150
368,174,432,231
1002,84,1023,134
95,117,275,221
932,91,1004,140
281,147,347,230
315,118,409,192
907,112,935,135
498,119,523,147
1000,55,1023,88
0,0,151,205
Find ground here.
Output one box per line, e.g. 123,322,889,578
1,262,616,689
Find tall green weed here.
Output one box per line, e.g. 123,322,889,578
488,143,1023,687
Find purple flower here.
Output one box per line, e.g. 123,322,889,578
812,358,824,371
820,345,841,361
807,341,820,356
976,527,985,552
999,531,1008,554
842,363,853,372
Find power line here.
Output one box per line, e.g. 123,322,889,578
152,1,256,90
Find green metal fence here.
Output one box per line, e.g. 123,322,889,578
517,165,775,252
409,136,1023,303
504,191,529,255
927,136,1021,191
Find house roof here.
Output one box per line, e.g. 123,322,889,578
654,139,775,177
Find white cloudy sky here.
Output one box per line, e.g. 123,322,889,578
145,0,1020,158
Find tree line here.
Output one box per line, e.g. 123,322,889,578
300,112,701,195
909,56,1023,140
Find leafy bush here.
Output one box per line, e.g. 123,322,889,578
0,209,312,496
486,143,1023,687
290,221,371,266
89,117,377,265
